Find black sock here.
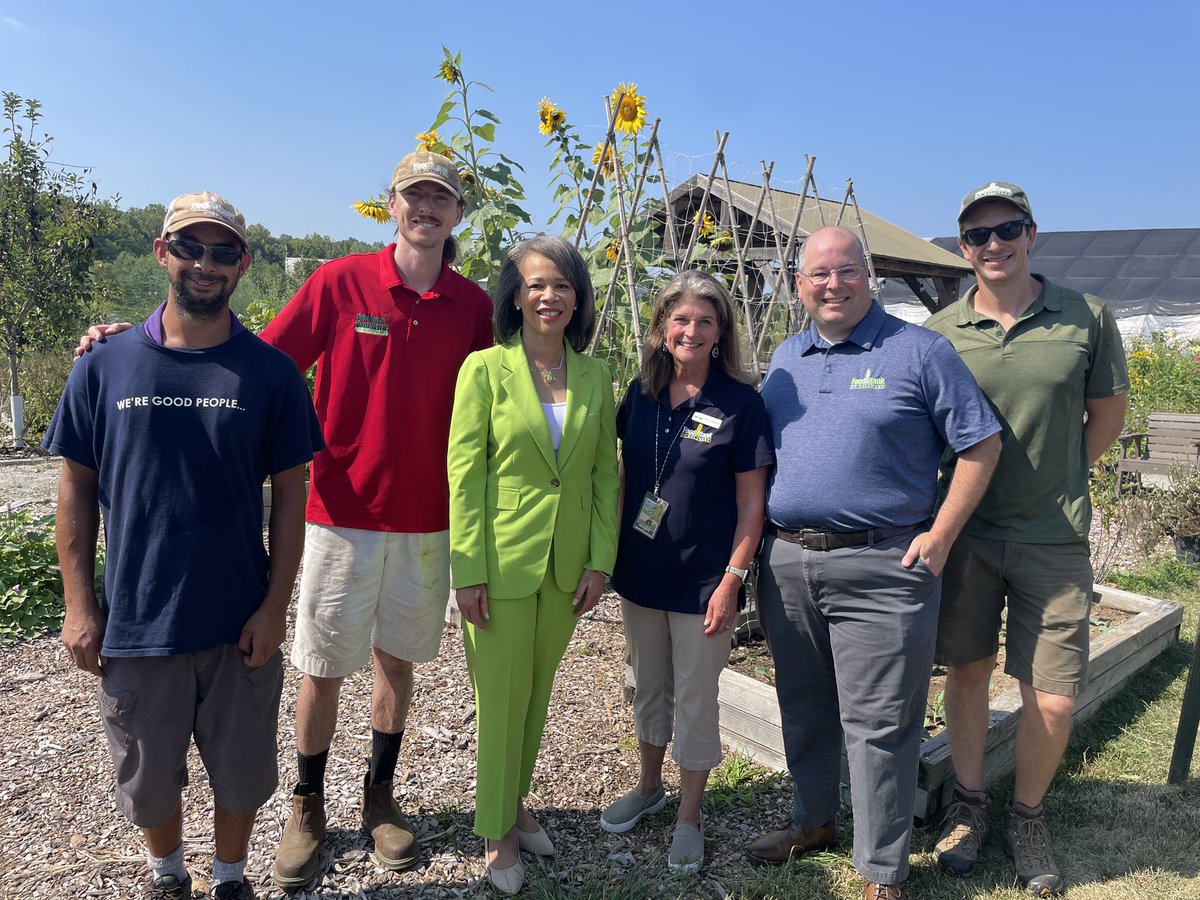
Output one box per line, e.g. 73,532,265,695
369,729,404,785
295,749,328,796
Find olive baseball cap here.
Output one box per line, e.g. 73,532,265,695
958,181,1034,223
161,191,248,247
391,151,463,201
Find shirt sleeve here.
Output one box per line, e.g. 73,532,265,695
42,351,99,470
615,380,637,442
920,336,1002,453
263,354,325,476
1085,300,1131,398
259,266,334,371
732,388,775,473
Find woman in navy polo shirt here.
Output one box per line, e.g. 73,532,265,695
600,270,774,874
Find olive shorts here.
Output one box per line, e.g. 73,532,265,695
935,533,1093,696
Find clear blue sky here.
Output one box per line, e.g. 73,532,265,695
2,1,1197,246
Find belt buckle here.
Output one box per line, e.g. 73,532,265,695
799,529,828,551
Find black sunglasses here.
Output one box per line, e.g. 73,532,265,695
960,218,1032,248
166,237,244,267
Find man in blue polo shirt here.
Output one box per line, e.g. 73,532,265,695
746,226,1001,900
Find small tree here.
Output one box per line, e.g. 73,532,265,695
0,92,110,446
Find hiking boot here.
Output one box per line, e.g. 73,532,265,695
745,822,836,865
362,774,419,870
934,785,990,876
1003,802,1063,896
212,879,256,899
272,792,326,889
863,882,903,899
143,873,192,899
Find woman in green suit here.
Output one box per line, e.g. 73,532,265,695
447,236,619,895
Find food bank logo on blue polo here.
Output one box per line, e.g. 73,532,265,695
354,313,388,336
850,368,885,390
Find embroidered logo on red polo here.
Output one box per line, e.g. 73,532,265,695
354,313,388,336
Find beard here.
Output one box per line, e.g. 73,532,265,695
171,271,239,320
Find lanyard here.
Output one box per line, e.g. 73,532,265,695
652,400,692,496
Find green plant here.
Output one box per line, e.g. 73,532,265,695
0,510,101,642
0,350,72,442
924,688,946,732
1125,333,1200,433
1135,465,1200,543
703,751,774,812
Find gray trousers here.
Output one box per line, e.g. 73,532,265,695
757,530,940,884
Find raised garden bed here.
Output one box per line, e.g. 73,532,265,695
713,584,1184,823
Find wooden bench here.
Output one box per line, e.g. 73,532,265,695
1117,412,1200,494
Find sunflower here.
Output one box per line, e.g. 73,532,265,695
459,169,477,186
537,97,566,136
591,142,617,177
437,60,460,83
693,211,715,237
610,82,647,134
606,242,619,263
352,199,392,224
415,130,439,153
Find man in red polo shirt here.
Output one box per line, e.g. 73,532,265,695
79,153,493,888
265,153,492,887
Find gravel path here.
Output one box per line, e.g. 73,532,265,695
0,460,1159,899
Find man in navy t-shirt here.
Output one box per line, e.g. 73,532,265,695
45,191,323,900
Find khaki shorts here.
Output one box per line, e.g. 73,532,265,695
621,598,733,770
99,646,283,828
935,533,1093,696
291,524,450,677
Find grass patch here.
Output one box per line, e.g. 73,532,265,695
723,555,1200,899
704,752,775,814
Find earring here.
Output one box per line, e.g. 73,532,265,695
711,345,719,359
661,343,670,354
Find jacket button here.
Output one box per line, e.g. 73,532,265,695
550,478,560,487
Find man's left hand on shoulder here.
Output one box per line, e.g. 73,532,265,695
901,530,949,577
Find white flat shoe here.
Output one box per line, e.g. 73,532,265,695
484,838,524,895
515,822,556,857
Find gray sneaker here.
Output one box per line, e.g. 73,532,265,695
144,874,193,899
599,785,667,833
934,786,990,876
1003,802,1063,896
667,819,705,874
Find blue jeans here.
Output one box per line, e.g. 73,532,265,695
757,530,940,885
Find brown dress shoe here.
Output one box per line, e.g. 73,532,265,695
362,775,419,870
745,822,836,865
272,792,326,889
863,882,903,899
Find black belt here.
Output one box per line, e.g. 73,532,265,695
768,523,923,551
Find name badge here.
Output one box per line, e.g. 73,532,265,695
692,411,722,428
633,491,669,539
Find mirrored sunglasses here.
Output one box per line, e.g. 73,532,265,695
166,238,244,267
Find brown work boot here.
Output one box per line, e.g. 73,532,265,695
272,792,326,889
363,774,419,870
934,784,990,876
863,882,903,899
1003,801,1063,896
745,822,836,865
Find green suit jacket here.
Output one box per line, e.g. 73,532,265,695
447,338,619,599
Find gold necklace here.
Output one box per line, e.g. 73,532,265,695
528,350,565,384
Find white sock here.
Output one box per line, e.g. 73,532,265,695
212,855,247,888
147,843,187,882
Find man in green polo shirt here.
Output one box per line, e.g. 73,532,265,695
924,182,1129,896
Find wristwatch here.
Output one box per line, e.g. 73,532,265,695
724,564,750,583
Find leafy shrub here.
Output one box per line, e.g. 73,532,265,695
0,510,102,643
1125,333,1200,433
0,349,73,444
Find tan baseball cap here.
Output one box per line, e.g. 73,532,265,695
391,151,463,201
161,191,248,247
958,180,1034,223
